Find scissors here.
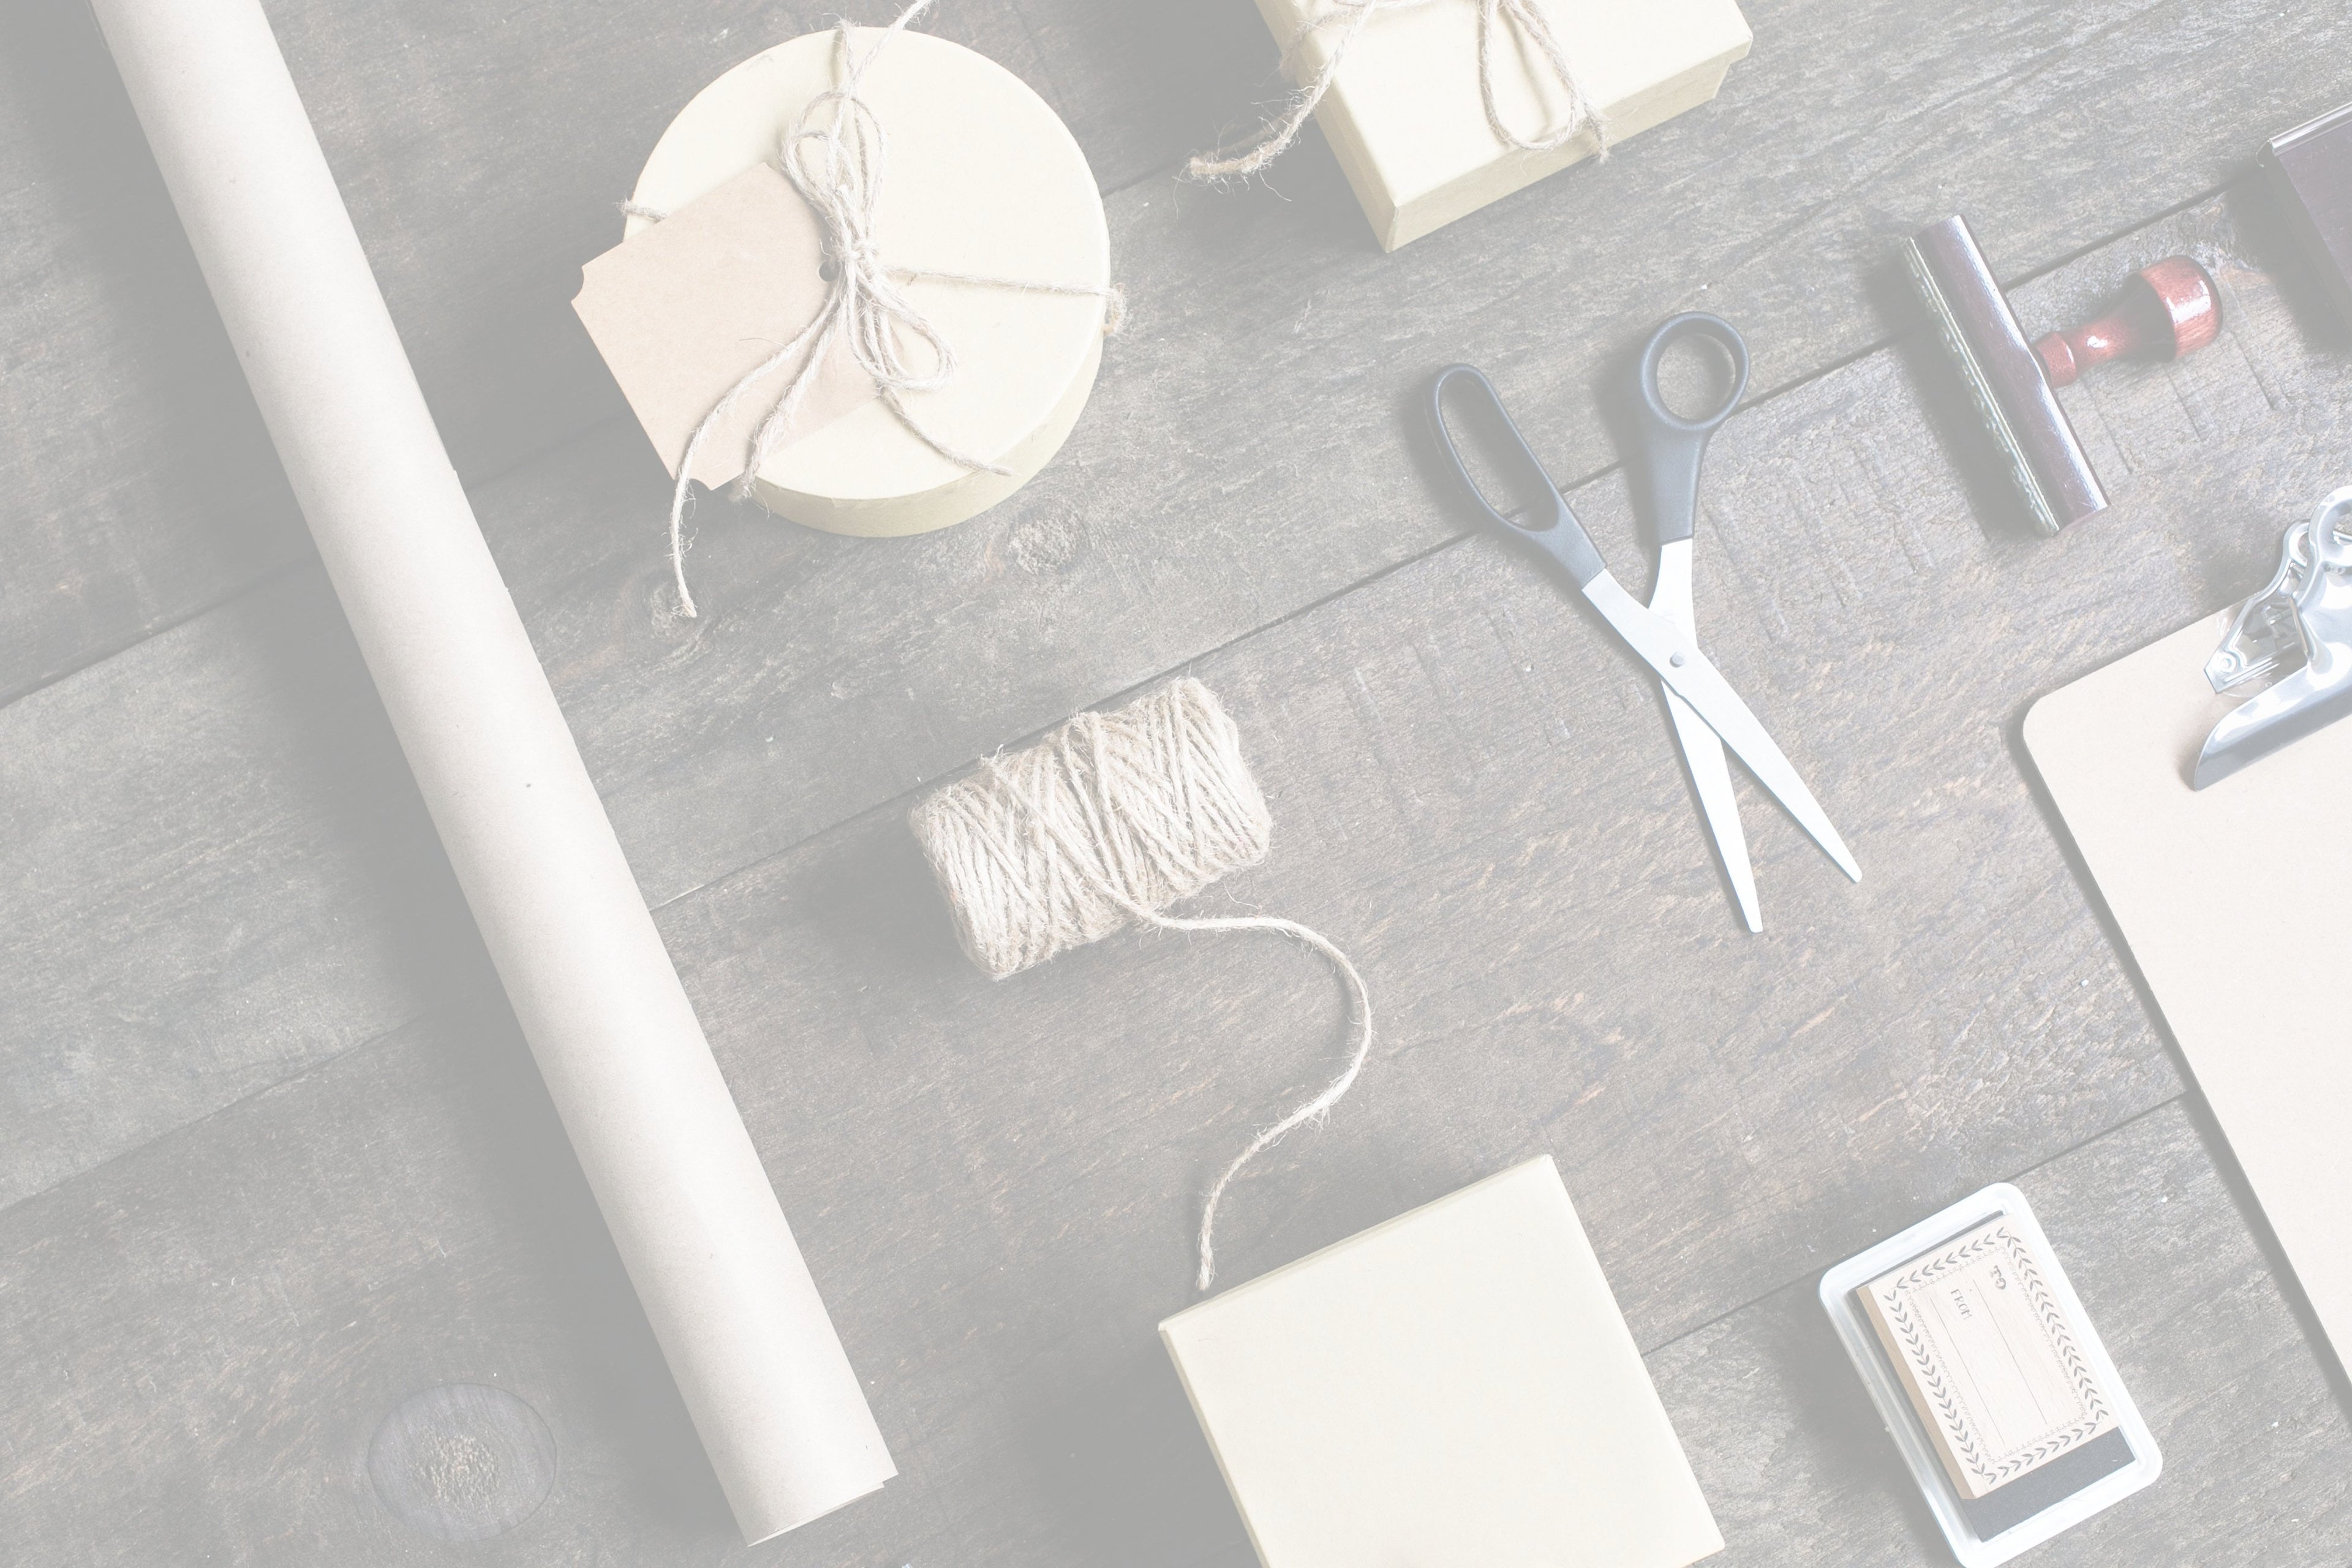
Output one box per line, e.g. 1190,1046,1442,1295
1429,317,1860,930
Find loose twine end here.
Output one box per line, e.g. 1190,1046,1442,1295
908,679,1373,1294
1187,913,1372,1292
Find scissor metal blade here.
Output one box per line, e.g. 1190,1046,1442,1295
1652,539,1760,930
1585,574,1862,881
1664,687,1762,929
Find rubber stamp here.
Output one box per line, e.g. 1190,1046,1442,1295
1904,215,2219,535
1820,1185,2160,1567
1860,1215,2134,1536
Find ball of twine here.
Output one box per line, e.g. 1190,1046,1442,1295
910,678,1272,978
910,677,1371,1289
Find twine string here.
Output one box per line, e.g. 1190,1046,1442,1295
909,679,1373,1292
1187,0,1610,182
639,0,1123,618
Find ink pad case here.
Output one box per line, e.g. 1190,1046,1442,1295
1819,1182,2161,1567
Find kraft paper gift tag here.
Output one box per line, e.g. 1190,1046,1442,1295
573,161,875,488
599,29,1110,538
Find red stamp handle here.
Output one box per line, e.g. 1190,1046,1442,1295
2034,256,2220,387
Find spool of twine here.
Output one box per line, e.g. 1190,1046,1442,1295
910,678,1371,1290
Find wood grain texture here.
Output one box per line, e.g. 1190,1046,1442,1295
0,568,489,1210
1664,1102,2352,1566
0,996,2338,1564
6,139,2352,1567
0,0,309,704
0,997,732,1564
0,0,1262,704
2,186,2341,1237
7,0,2350,706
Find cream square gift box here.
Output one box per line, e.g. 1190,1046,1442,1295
1159,1156,1722,1568
1248,0,1752,250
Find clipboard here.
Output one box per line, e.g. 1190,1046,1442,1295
2024,614,2352,1364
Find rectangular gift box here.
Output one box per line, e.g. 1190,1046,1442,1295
1250,0,1752,249
1160,1157,1722,1568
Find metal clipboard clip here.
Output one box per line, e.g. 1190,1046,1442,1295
2195,484,2352,788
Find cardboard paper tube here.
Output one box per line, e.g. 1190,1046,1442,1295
89,0,893,1543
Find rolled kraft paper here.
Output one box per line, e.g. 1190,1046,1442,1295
89,0,892,1544
625,29,1110,537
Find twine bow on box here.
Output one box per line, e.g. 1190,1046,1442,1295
1187,0,1611,181
630,0,1124,618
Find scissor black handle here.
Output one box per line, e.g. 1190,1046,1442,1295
1428,363,1607,589
1631,313,1749,546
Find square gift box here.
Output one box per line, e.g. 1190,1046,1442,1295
1160,1156,1722,1568
1247,0,1752,249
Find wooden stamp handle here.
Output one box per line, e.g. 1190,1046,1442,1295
2034,257,2220,387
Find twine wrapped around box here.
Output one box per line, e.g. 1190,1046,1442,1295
576,1,1122,610
1188,0,1610,182
1194,0,1752,250
638,3,1123,616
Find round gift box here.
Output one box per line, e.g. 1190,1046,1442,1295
627,29,1110,537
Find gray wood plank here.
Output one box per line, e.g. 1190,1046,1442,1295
1011,0,1269,187
505,183,2352,907
0,0,1253,704
0,997,732,1564
0,989,2336,1564
4,187,2338,1227
1664,1101,2352,1565
8,0,2348,706
0,0,309,703
0,568,489,1208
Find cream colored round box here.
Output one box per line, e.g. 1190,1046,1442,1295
628,30,1109,537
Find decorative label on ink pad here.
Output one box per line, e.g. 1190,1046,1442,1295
1859,1216,2116,1500
1821,1184,2157,1564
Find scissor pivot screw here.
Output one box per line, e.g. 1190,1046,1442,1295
1670,652,1687,667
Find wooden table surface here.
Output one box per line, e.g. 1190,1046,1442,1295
5,0,2350,1562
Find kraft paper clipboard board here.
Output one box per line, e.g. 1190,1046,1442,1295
2024,614,2352,1362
